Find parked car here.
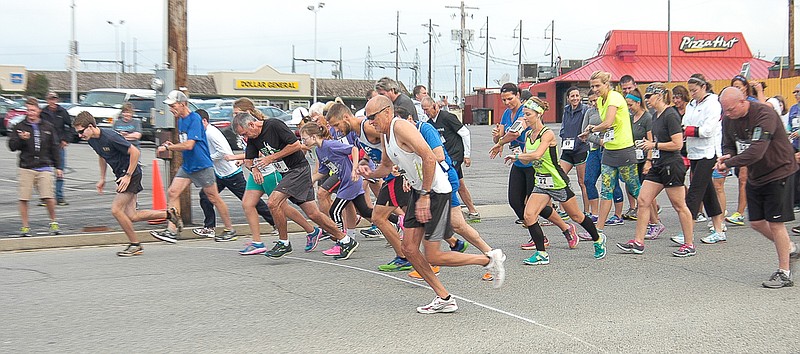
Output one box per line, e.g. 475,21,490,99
1,98,26,136
257,106,296,131
67,88,155,129
206,107,244,151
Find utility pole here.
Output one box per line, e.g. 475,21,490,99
667,0,672,82
69,0,77,104
167,0,191,224
389,11,407,81
544,20,561,79
133,37,138,73
446,1,478,106
453,65,458,100
425,19,434,92
292,45,295,73
790,0,795,77
515,20,522,82
485,16,489,89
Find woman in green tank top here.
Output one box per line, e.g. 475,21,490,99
505,98,606,266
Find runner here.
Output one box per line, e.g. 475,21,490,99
559,87,590,215
717,87,799,288
232,111,358,260
151,90,235,243
73,112,181,256
365,95,506,314
616,83,695,256
506,97,605,266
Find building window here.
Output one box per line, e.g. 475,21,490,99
537,92,547,99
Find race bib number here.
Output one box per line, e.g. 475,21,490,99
179,132,187,143
273,161,289,173
511,146,523,155
736,140,750,154
793,117,800,130
535,173,555,189
651,149,661,159
603,129,615,142
561,138,575,151
337,136,349,145
635,148,644,160
440,135,447,144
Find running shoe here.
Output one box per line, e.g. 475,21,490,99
544,236,550,249
322,244,341,256
319,230,333,241
726,212,745,226
563,223,579,249
589,214,599,223
360,225,384,239
644,223,666,240
450,239,469,253
670,233,685,245
265,241,293,258
557,209,570,220
481,272,494,281
305,227,322,252
239,241,267,255
701,232,727,244
167,207,183,232
622,208,637,220
57,199,69,206
49,221,61,235
485,249,506,288
416,296,458,314
762,270,793,288
540,218,554,226
616,240,644,254
577,231,593,241
708,221,727,233
794,205,800,213
522,251,550,265
192,227,215,238
378,256,413,272
695,213,707,223
116,244,143,257
214,229,237,242
520,239,537,250
515,218,525,225
672,243,696,257
334,238,359,260
605,215,624,226
409,266,440,280
792,225,800,235
466,212,481,223
20,226,32,237
150,229,178,243
594,233,607,259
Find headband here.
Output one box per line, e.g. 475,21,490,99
688,76,707,86
625,94,641,103
522,99,544,114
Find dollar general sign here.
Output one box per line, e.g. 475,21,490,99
235,80,299,90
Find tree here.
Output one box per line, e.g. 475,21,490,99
24,73,49,98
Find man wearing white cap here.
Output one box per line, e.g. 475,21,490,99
150,90,236,243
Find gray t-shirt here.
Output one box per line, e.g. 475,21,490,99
393,94,419,121
113,118,142,148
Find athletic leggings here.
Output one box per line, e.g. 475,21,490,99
584,149,624,202
685,158,722,218
509,165,535,220
601,163,640,200
329,194,397,232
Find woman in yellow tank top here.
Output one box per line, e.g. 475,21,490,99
505,97,607,266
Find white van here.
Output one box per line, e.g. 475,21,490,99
68,88,155,128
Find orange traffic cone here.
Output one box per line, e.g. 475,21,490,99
148,159,168,224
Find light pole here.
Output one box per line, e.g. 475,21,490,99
307,3,324,104
468,68,472,94
107,19,124,88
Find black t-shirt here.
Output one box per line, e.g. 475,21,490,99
651,106,683,167
393,94,418,121
429,110,465,162
244,118,307,170
88,128,141,178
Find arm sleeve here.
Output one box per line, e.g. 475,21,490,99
721,117,736,156
456,125,471,158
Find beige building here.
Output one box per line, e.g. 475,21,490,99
0,65,27,93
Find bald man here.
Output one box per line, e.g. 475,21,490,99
717,87,799,288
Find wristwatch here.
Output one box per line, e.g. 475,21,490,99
419,189,431,196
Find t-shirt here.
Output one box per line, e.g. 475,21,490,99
500,106,532,168
597,91,634,150
244,117,307,172
429,110,466,162
631,111,653,163
393,94,418,121
650,107,683,167
416,121,459,186
316,139,363,200
177,111,213,173
113,118,142,148
88,128,141,178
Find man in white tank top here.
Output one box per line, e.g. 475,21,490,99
362,95,506,314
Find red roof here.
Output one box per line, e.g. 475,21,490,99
554,30,774,82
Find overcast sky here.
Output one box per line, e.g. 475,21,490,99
1,0,795,98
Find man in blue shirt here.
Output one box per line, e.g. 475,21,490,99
151,90,235,243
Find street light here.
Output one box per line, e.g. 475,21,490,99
468,68,472,94
307,3,324,104
107,19,125,88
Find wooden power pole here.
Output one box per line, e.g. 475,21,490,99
167,0,192,225
790,0,795,77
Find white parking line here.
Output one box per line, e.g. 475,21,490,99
183,244,605,352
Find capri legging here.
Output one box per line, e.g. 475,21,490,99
329,193,397,232
601,164,640,200
584,149,623,202
508,164,561,221
685,158,722,218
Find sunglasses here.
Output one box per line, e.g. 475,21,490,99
794,91,800,95
367,105,390,121
76,127,89,136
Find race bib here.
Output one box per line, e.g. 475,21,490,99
793,117,800,130
535,173,555,189
652,149,661,159
635,149,644,160
603,129,615,142
179,132,188,143
337,136,349,145
561,138,575,151
440,135,447,144
511,146,523,155
736,140,750,154
273,161,289,173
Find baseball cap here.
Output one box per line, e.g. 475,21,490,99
290,107,309,125
163,90,188,105
794,83,800,91
46,92,59,99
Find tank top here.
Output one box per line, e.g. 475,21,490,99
385,118,452,193
525,126,567,190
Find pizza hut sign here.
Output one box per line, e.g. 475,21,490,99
679,35,739,53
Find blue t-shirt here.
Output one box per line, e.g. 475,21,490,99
416,121,459,188
88,128,142,178
178,111,213,173
316,139,364,200
500,106,532,167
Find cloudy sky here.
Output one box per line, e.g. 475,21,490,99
1,0,794,98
